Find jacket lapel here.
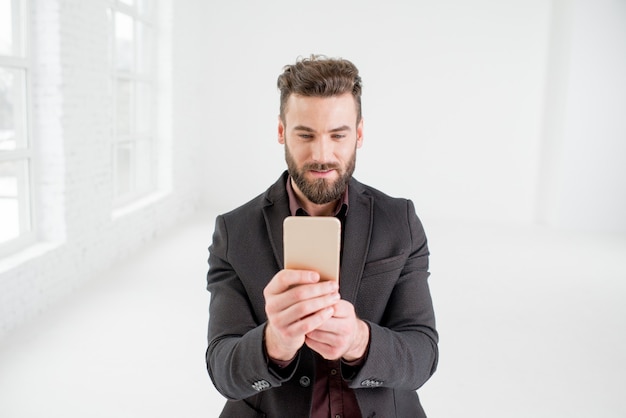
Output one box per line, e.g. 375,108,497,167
262,172,291,270
339,178,373,304
261,173,373,304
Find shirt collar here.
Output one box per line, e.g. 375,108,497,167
286,176,349,217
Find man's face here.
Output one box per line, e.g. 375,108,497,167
278,93,363,205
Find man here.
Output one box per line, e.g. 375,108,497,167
206,55,438,417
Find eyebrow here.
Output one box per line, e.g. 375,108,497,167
293,125,352,133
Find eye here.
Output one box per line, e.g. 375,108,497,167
331,134,346,140
298,134,314,140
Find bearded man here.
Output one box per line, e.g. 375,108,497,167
206,55,438,418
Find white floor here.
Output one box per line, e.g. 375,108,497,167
1,213,625,417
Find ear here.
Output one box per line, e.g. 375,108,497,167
278,116,285,144
356,118,364,149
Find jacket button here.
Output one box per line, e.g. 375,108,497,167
361,378,384,387
299,376,311,387
251,379,271,391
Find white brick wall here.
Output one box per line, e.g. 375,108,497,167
0,0,210,339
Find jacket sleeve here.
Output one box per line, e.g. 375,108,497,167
348,200,438,391
205,215,298,400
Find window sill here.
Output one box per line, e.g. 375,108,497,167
0,241,61,275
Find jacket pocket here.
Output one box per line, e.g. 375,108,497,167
362,253,406,278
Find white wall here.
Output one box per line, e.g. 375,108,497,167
199,0,626,233
537,0,626,233
199,0,552,224
0,0,211,339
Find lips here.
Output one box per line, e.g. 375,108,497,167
309,169,336,178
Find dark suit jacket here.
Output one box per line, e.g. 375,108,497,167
206,172,438,417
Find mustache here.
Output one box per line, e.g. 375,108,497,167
303,162,340,171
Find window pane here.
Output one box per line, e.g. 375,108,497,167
136,81,151,134
136,21,153,75
0,67,27,151
135,139,152,192
111,0,161,208
138,0,154,19
0,0,19,56
0,159,30,244
106,8,113,65
116,79,132,134
115,12,134,72
115,143,132,197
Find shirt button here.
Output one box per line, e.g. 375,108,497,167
299,376,311,387
330,368,337,375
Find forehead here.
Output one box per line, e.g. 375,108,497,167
284,93,358,127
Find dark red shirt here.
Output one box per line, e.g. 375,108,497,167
270,177,364,418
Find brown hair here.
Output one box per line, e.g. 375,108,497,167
277,54,362,123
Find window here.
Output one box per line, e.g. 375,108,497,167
0,0,33,255
109,0,159,208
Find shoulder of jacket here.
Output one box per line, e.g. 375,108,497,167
352,178,410,206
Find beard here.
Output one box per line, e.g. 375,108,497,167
285,143,356,205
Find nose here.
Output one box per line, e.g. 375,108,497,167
311,137,333,162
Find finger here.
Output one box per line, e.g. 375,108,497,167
305,336,342,361
307,314,344,338
327,299,352,318
281,290,340,324
264,269,320,296
287,305,335,336
306,320,352,360
267,280,339,317
267,289,339,337
306,327,336,343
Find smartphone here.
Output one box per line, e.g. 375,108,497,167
283,216,341,282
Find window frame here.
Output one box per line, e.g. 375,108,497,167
109,0,160,209
0,0,36,258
